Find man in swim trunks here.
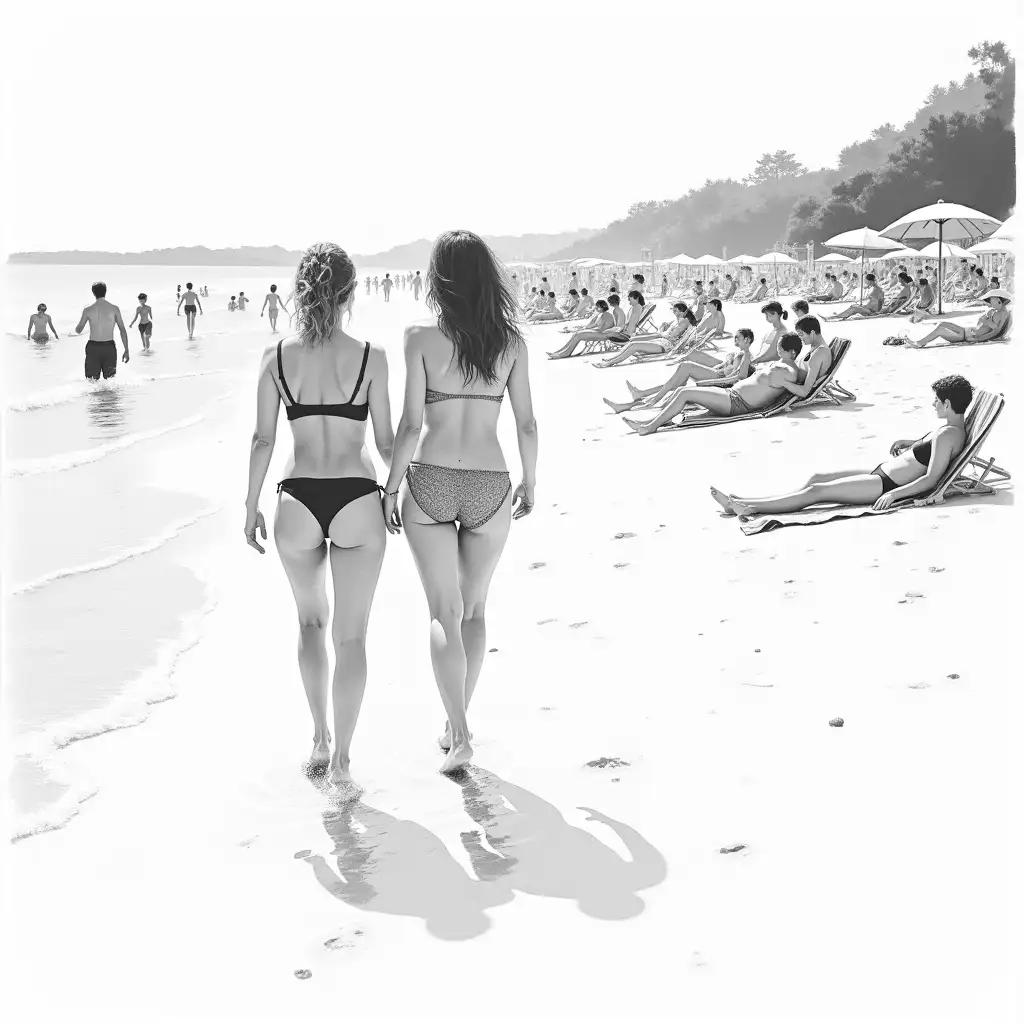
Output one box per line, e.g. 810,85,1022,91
237,291,249,310
128,293,154,350
412,270,423,301
382,273,393,301
73,281,129,380
260,284,289,331
622,332,802,434
177,281,203,339
27,303,59,342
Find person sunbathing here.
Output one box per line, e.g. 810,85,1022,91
710,374,972,516
750,302,790,365
593,301,696,367
621,332,803,434
600,290,648,343
790,299,809,319
707,277,721,299
827,273,885,319
967,277,1001,306
546,299,615,358
784,315,833,396
808,273,843,302
525,291,558,321
574,288,595,318
877,273,914,314
602,329,755,412
722,274,738,300
745,277,769,303
669,298,726,354
905,291,1011,347
631,274,646,295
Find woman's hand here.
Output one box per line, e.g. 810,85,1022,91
245,507,267,553
512,481,535,520
872,492,898,511
382,491,402,534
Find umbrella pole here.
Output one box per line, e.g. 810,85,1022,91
859,247,865,302
937,221,944,315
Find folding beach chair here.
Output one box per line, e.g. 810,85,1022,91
582,304,657,355
949,312,1013,345
652,338,855,432
737,390,1009,535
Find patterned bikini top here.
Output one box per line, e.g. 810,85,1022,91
425,389,504,404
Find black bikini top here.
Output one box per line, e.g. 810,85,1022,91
911,436,931,466
277,341,370,421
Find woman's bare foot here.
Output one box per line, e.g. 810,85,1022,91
622,416,659,435
603,397,635,414
438,725,474,752
730,498,755,517
710,486,736,515
626,381,644,399
441,738,474,774
328,759,351,786
310,734,331,766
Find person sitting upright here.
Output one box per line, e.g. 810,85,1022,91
745,277,769,303
710,374,973,516
621,332,804,434
906,290,1011,347
593,301,696,368
546,299,615,358
827,273,885,319
722,274,738,301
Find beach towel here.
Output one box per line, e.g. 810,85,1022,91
736,390,1008,535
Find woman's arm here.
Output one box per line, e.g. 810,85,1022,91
244,347,283,552
505,342,538,518
366,344,395,468
778,346,830,398
383,326,427,497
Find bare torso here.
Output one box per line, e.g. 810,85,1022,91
732,361,795,405
81,299,120,341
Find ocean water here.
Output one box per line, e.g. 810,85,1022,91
1,262,404,840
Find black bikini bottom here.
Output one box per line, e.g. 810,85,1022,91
277,477,381,538
871,465,898,494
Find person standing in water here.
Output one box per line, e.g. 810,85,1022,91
383,229,538,774
261,284,289,331
73,281,129,379
27,303,59,342
237,291,249,311
177,281,203,339
245,242,395,785
382,273,393,302
128,293,154,350
412,270,423,301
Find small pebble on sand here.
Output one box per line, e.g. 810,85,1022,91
294,970,312,980
719,843,747,854
829,717,844,727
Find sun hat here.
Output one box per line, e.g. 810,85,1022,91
981,288,1012,303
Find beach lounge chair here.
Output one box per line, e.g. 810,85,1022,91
949,312,1013,345
581,304,657,355
737,390,1009,535
654,338,855,432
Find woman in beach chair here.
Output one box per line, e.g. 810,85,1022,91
382,229,538,774
808,273,844,303
722,274,738,301
547,299,616,358
594,290,648,345
743,277,769,303
603,329,756,412
677,297,726,350
749,302,791,365
530,290,578,323
244,242,396,784
709,375,972,517
827,273,885,319
905,291,1011,348
593,301,697,367
621,332,803,435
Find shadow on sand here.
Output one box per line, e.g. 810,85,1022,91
299,766,666,941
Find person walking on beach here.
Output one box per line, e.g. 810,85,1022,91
412,270,423,301
245,243,394,785
382,229,538,774
27,303,59,342
261,284,289,332
73,281,129,379
128,293,154,350
382,273,393,302
177,282,203,339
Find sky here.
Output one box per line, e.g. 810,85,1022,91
1,0,1017,257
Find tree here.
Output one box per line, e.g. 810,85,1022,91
744,150,807,186
626,200,658,218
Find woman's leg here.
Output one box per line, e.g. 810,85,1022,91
833,304,870,320
909,323,967,347
275,495,332,768
623,385,733,434
547,329,605,359
401,488,474,773
728,474,883,515
595,340,667,367
436,490,514,753
325,493,387,784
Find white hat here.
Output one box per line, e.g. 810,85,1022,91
981,288,1012,304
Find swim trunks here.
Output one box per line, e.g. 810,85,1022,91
32,333,48,342
184,304,197,315
139,321,152,336
85,340,117,380
728,390,754,416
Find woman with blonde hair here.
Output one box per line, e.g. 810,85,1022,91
244,242,395,786
383,229,538,774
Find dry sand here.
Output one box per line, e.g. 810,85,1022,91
3,295,1016,1023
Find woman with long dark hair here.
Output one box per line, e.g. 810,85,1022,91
245,242,395,785
382,229,538,774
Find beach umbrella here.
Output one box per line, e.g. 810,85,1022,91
727,254,757,264
823,226,905,300
814,253,852,263
914,240,975,261
753,251,798,291
873,247,921,263
665,252,695,264
695,254,724,264
968,235,1016,256
879,200,1002,313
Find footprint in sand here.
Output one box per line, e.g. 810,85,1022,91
569,621,588,629
529,562,546,570
614,532,636,540
927,567,946,573
238,836,259,847
892,540,908,547
537,618,557,625
540,706,554,711
585,756,630,769
771,439,783,444
614,562,630,569
489,647,498,652
719,843,747,854
908,681,930,689
968,508,981,515
900,591,926,604
947,673,960,680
